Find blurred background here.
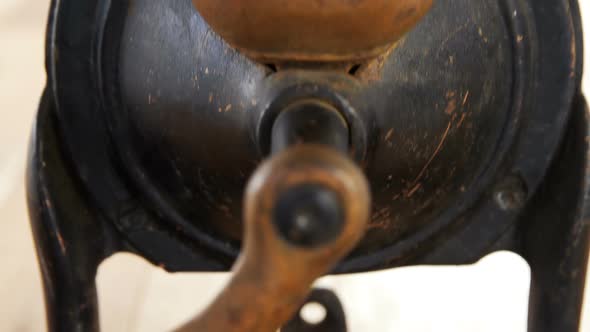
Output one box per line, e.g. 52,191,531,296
0,1,589,331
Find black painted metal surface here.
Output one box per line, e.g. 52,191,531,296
283,288,348,332
28,0,589,331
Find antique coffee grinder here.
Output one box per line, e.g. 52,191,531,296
28,0,588,331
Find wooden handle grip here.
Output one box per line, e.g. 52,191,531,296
174,145,370,332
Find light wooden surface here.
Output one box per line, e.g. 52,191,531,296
0,1,589,331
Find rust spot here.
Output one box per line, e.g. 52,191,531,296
367,219,390,231
444,97,457,115
358,43,397,82
462,91,470,106
405,182,422,198
56,233,66,254
456,113,467,128
408,117,453,188
384,128,395,146
478,27,489,43
369,206,392,230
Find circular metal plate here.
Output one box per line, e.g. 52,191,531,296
47,0,583,272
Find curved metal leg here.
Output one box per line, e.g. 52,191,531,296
520,95,590,332
30,228,100,332
27,89,113,332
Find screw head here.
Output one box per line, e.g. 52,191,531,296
495,175,528,211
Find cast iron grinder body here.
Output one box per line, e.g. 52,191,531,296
28,0,588,331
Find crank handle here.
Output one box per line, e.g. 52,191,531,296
175,145,370,332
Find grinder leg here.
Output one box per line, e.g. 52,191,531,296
29,218,100,332
521,95,590,332
27,89,108,332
